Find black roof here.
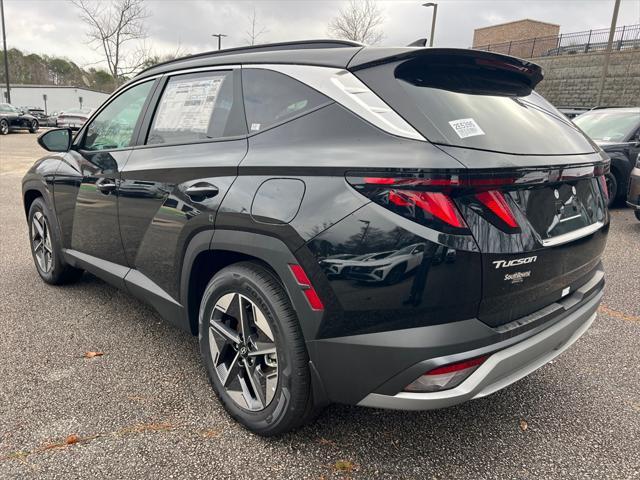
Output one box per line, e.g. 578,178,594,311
133,40,543,90
136,40,365,79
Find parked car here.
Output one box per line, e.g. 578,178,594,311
0,103,39,134
573,107,640,206
347,244,425,284
627,153,640,221
320,251,392,277
56,108,94,130
24,41,609,436
21,106,58,127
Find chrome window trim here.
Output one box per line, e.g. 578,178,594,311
541,221,604,247
243,64,425,142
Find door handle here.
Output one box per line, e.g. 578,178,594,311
97,178,117,194
185,183,219,200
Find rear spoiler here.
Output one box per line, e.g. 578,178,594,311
347,47,544,89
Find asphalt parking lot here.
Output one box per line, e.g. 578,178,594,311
0,131,638,479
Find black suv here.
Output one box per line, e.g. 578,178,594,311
23,41,609,436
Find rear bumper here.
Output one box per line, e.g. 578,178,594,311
357,289,600,410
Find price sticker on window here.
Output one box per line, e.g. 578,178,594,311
448,118,485,139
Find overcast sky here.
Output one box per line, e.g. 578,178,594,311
4,0,640,71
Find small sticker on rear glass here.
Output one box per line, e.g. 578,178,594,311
448,118,485,139
250,123,261,131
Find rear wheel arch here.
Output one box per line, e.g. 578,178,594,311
180,230,321,338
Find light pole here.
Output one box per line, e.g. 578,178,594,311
211,33,227,51
1,0,10,103
596,0,621,106
422,2,438,47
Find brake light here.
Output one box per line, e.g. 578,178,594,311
288,264,324,311
404,355,489,392
597,175,608,201
475,190,519,228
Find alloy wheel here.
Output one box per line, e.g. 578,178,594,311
208,292,278,411
31,211,53,273
0,121,8,135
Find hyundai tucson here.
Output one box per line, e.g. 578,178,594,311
23,41,609,436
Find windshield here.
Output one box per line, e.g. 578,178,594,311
574,111,640,142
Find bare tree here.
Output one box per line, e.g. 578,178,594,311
71,0,149,83
245,8,268,46
328,0,384,45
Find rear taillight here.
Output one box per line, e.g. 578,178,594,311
597,175,609,202
404,355,488,392
347,174,522,234
348,175,470,233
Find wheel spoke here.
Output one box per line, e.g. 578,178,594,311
238,296,253,342
252,303,274,341
244,363,266,409
33,240,43,253
32,216,45,238
209,319,241,345
247,343,276,357
222,352,242,387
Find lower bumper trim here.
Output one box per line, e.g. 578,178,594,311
357,296,598,411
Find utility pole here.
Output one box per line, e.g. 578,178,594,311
596,0,621,106
422,3,438,47
211,33,227,51
0,0,10,103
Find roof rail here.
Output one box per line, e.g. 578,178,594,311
136,39,363,76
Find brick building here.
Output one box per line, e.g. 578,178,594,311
473,19,560,58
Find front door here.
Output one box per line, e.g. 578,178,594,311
53,80,156,267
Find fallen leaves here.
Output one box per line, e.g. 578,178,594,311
333,460,356,473
519,419,529,432
83,351,104,359
199,428,221,439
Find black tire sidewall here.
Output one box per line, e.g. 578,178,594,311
0,119,8,135
606,172,618,207
28,198,68,284
198,264,310,435
29,120,39,133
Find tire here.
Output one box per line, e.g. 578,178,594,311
198,261,318,436
605,172,618,208
0,119,8,135
635,210,640,222
29,119,39,133
28,197,83,285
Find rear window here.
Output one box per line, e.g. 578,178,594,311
356,55,597,156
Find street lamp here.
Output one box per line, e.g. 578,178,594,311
211,33,227,51
422,2,438,47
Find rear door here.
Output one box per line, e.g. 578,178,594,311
118,67,247,301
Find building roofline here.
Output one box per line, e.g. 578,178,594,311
474,18,561,32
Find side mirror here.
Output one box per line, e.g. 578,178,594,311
37,128,72,152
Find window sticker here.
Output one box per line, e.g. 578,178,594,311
448,118,485,139
153,77,224,132
250,123,261,131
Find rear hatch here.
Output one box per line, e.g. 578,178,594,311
349,48,609,327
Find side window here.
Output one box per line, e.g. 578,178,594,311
242,69,331,133
147,71,237,145
83,81,154,151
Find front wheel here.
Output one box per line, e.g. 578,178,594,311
29,119,39,133
199,262,319,436
28,198,83,284
0,119,8,135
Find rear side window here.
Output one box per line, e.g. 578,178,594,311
242,69,331,133
355,55,597,156
147,71,238,145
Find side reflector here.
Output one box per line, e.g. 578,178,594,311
288,264,324,311
425,355,488,376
